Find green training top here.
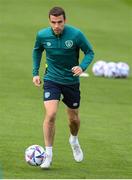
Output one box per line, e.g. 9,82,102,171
32,25,94,84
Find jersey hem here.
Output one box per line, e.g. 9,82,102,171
44,77,80,85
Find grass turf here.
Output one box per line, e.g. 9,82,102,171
0,0,132,178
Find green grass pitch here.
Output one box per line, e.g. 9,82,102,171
0,0,132,178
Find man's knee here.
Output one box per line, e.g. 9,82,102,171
69,117,80,124
44,111,56,123
68,109,80,123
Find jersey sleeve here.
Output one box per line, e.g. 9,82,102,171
76,31,94,71
32,32,44,76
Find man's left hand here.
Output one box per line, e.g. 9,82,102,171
71,66,83,76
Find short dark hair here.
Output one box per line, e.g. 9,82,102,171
49,7,66,20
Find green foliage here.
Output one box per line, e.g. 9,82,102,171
0,0,131,178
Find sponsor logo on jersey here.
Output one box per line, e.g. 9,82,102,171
46,42,51,46
65,40,73,48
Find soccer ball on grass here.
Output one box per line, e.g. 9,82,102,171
92,60,107,76
25,145,46,166
104,62,117,78
116,62,130,78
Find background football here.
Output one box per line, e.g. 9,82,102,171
104,62,117,78
92,60,107,76
116,62,130,78
25,145,46,166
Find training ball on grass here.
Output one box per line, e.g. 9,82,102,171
92,60,107,76
104,62,117,78
25,145,46,166
116,62,130,78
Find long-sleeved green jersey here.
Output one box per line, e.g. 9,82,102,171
32,25,94,84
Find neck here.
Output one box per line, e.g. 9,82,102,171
51,26,65,37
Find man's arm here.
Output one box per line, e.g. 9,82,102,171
77,31,94,71
32,32,44,86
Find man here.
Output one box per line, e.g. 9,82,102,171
32,7,94,169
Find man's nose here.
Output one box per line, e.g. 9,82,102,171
55,23,59,28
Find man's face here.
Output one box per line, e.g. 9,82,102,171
49,15,66,35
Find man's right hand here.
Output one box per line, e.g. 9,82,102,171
32,76,41,87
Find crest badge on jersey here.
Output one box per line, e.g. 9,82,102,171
65,40,73,48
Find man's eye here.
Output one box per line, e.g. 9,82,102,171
51,21,62,24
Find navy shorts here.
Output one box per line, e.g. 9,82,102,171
43,80,80,109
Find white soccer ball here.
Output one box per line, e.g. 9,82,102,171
25,145,46,166
116,62,130,78
104,62,117,78
92,60,107,76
